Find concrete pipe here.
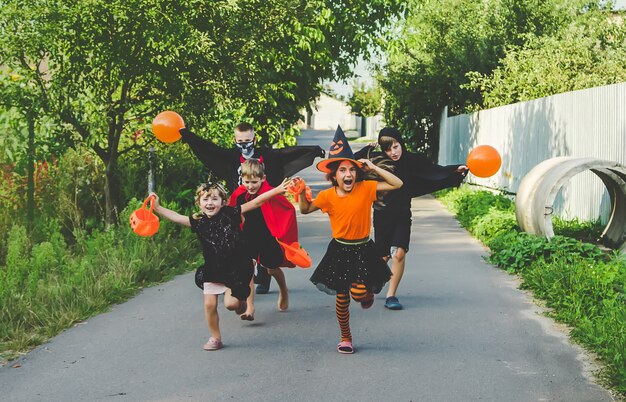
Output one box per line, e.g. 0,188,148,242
516,157,626,252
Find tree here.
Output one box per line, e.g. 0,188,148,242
379,0,587,157
0,63,51,231
348,83,383,117
0,0,404,225
348,82,383,136
468,6,626,108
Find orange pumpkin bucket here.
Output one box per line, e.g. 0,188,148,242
287,178,313,202
277,240,312,268
130,195,160,237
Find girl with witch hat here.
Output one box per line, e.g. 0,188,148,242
293,126,403,354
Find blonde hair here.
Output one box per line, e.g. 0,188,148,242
240,158,265,179
192,181,228,219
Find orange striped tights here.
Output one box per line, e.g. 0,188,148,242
336,283,369,342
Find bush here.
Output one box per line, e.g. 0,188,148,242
553,216,604,244
118,142,205,212
471,208,518,244
0,198,200,361
437,186,513,229
523,256,626,392
488,233,606,273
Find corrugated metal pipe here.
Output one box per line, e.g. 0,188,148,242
516,157,626,253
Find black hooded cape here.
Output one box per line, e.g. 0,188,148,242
354,131,466,216
180,128,324,192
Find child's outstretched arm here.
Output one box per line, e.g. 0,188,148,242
292,177,319,214
240,178,291,214
151,193,191,227
359,159,403,192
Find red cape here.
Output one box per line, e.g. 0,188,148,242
228,181,298,268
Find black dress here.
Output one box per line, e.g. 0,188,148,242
189,205,253,300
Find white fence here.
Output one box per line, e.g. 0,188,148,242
438,82,626,222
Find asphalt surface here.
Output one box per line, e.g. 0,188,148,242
0,129,617,401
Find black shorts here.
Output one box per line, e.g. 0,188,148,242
373,213,411,257
248,231,283,269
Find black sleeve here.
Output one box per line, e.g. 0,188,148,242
268,145,325,179
354,145,375,160
189,214,200,234
179,128,239,188
223,205,242,222
404,153,466,197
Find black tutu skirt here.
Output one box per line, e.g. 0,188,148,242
310,239,391,295
194,257,253,301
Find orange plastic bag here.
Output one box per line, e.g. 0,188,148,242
130,195,160,237
277,240,312,268
287,179,312,202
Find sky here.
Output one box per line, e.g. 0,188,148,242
325,56,379,100
612,0,626,8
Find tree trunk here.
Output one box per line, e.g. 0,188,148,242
103,157,121,227
26,116,35,232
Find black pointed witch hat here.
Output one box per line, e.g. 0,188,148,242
316,125,363,173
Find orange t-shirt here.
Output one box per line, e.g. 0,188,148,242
313,180,377,240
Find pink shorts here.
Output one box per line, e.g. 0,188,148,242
203,282,228,295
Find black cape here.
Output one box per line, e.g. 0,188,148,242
355,143,465,214
180,128,325,191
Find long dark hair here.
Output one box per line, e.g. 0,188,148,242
361,148,395,181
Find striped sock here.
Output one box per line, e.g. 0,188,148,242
350,283,368,302
336,293,351,342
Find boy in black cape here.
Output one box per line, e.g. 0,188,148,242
354,127,468,310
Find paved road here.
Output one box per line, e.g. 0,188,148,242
0,130,616,401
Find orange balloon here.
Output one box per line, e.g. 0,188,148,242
152,111,184,143
466,145,501,178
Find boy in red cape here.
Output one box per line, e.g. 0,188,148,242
228,158,299,320
180,122,323,294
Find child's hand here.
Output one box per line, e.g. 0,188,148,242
275,178,291,195
358,158,376,171
149,192,160,208
288,177,313,202
367,141,378,148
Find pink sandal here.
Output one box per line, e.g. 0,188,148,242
337,340,354,354
203,337,223,351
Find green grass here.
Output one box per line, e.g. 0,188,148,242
0,200,200,363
